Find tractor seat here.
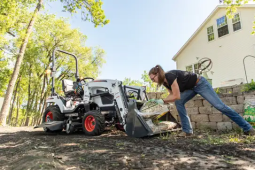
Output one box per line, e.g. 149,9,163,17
62,79,75,95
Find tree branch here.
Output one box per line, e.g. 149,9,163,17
7,31,15,37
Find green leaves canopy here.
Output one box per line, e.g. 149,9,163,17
60,0,110,27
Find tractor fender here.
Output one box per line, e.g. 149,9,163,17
46,96,65,113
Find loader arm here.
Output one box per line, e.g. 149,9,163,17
86,80,130,127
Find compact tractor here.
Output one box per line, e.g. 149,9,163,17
35,48,181,138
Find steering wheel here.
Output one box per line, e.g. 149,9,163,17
127,90,139,99
79,77,94,83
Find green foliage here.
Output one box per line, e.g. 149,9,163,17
1,12,106,126
0,55,12,97
123,71,167,93
0,0,109,126
242,79,255,92
159,132,171,140
123,78,144,87
224,0,255,34
59,0,110,27
215,88,221,94
244,106,255,116
0,0,33,36
123,71,169,99
193,131,255,145
141,71,159,92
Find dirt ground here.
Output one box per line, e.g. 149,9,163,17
0,126,255,170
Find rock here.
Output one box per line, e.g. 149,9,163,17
191,114,209,122
186,107,199,115
217,122,232,130
199,106,212,114
209,114,223,122
237,96,245,104
196,122,217,130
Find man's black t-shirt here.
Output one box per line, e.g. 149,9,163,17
163,70,197,92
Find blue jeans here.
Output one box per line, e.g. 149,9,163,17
175,76,252,133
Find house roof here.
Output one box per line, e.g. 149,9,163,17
172,4,255,61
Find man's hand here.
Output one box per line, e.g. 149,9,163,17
148,99,164,105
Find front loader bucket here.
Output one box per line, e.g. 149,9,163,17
34,121,64,131
125,100,181,138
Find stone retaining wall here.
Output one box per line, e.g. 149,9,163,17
147,85,255,130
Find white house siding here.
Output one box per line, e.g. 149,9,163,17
175,7,255,88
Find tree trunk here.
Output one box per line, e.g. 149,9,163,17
38,91,46,114
36,116,41,126
30,91,39,126
37,117,41,125
24,65,32,126
0,0,43,126
25,90,36,126
8,92,17,125
15,96,19,126
32,117,37,126
39,93,48,124
30,117,34,126
38,75,46,114
24,116,30,126
7,76,21,125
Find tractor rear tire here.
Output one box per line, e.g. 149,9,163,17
82,110,105,136
42,105,64,132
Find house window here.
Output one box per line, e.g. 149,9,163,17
232,13,241,31
186,63,199,74
217,16,229,37
207,26,214,41
186,65,193,72
194,63,199,74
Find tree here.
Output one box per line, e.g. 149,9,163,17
123,78,144,87
0,0,44,126
0,0,109,126
7,13,105,126
123,71,168,93
224,0,255,34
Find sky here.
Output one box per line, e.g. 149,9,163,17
43,0,221,81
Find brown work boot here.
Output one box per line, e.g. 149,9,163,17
244,128,255,136
177,131,193,137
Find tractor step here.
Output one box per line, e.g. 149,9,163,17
34,121,64,131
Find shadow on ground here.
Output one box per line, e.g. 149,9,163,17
0,127,255,170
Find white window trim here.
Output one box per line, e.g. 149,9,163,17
232,13,242,32
186,62,199,74
207,25,215,42
217,15,229,38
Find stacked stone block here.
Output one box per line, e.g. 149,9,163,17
147,85,255,130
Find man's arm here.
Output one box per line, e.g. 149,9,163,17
163,79,181,103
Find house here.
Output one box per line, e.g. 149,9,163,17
172,5,255,88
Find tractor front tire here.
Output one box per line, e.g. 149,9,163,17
82,110,105,136
42,105,64,132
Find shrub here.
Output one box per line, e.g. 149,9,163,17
242,79,255,92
